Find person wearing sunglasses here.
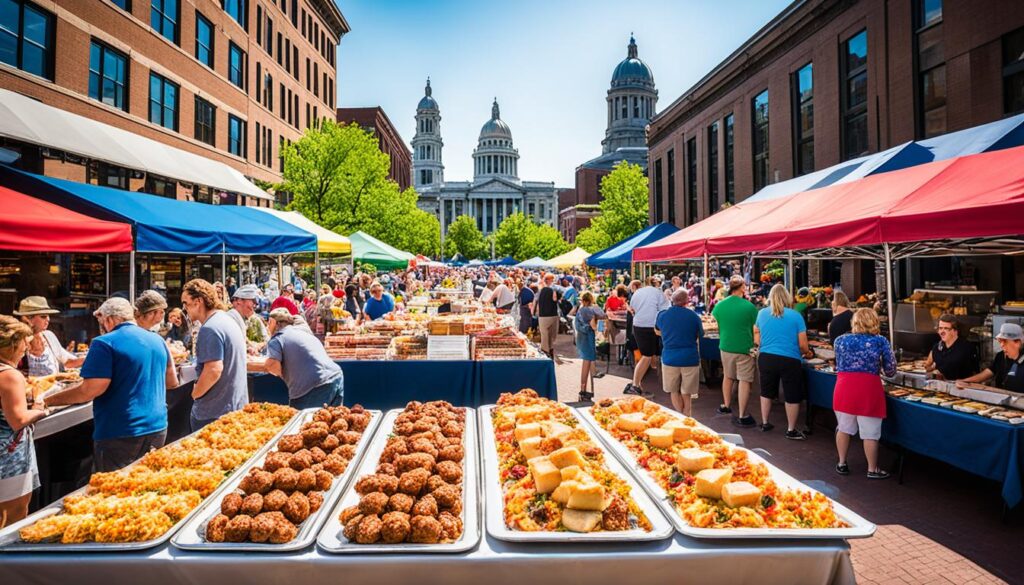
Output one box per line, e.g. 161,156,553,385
924,314,977,381
957,323,1024,393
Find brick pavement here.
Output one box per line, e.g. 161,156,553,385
546,333,1020,585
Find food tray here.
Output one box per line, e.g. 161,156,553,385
317,408,480,553
0,407,303,552
575,404,876,540
171,408,382,552
478,404,674,543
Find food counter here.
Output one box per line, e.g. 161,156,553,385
33,403,93,440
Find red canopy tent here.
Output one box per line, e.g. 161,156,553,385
0,184,132,252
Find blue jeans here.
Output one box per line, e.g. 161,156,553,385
290,376,344,410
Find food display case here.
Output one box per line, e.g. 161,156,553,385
894,289,995,356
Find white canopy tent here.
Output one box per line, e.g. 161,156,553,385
515,257,552,269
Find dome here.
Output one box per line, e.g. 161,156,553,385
417,78,438,110
479,99,512,139
611,36,654,86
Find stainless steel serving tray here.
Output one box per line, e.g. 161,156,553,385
478,403,674,543
0,406,303,552
171,408,382,552
575,402,876,540
317,407,480,554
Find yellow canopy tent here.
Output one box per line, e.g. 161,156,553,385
252,208,351,254
546,246,591,269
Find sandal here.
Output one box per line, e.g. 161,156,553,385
836,463,850,476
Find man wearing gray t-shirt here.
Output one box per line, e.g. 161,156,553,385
263,308,343,409
182,279,248,431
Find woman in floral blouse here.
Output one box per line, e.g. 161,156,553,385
832,308,896,479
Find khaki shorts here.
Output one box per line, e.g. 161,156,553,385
662,365,699,397
538,316,559,352
721,350,756,382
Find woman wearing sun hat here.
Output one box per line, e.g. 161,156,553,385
14,297,84,377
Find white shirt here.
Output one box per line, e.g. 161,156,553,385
27,330,76,377
631,286,670,328
493,284,515,307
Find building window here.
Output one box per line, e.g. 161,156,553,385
111,0,131,10
919,0,942,28
228,42,246,90
265,73,273,110
916,0,945,137
791,62,814,175
148,72,178,131
751,90,769,192
195,11,213,68
88,161,129,189
724,113,734,204
666,148,676,224
685,138,697,225
265,17,272,58
150,0,178,44
89,41,128,111
1004,26,1024,114
841,30,868,160
228,115,246,157
653,158,663,224
0,0,55,80
707,122,719,214
194,96,215,146
145,175,177,198
223,0,246,30
255,5,261,46
255,122,261,164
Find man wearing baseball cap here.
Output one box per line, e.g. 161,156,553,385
230,285,269,352
958,323,1024,393
14,296,84,377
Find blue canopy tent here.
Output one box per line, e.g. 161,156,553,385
485,256,516,266
587,223,680,269
0,165,317,297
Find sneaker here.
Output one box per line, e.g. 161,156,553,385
867,470,891,480
785,429,806,440
836,463,850,476
759,422,774,432
623,384,641,396
578,391,594,402
733,415,756,428
717,405,733,414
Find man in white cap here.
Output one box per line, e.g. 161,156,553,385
45,297,178,472
14,296,83,377
230,284,269,352
958,323,1024,393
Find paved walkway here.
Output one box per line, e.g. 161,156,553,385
546,334,1020,585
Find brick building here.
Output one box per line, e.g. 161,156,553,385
337,106,412,191
648,0,1024,227
0,0,348,206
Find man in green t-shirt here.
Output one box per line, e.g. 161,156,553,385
711,276,759,426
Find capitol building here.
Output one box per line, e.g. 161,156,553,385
410,81,559,235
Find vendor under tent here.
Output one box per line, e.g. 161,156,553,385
515,256,552,269
0,184,132,253
587,222,679,270
546,247,591,269
348,231,415,271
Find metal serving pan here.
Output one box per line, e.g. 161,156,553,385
317,407,480,554
478,404,674,543
575,402,876,540
171,408,382,552
0,406,303,552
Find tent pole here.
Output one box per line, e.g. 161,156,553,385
278,255,284,292
315,251,321,292
703,252,709,310
221,243,227,287
129,250,136,301
105,254,110,297
787,250,794,292
883,243,896,347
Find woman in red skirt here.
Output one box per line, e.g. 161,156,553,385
832,308,897,479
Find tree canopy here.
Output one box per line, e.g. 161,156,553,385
574,161,650,252
493,212,571,261
444,214,487,259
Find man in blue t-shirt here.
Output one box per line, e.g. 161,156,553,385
654,289,704,416
360,282,395,323
46,297,178,472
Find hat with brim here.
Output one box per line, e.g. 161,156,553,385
14,296,59,316
995,322,1023,341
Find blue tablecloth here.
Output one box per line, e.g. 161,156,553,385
251,358,557,411
800,366,1024,507
699,336,721,362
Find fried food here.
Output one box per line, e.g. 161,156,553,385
438,444,464,463
355,514,382,544
295,468,317,492
332,445,357,460
376,462,397,476
432,484,459,508
398,468,431,495
425,475,448,493
329,418,349,434
239,469,274,495
272,468,299,491
309,447,327,464
277,434,304,453
354,474,398,496
387,493,414,514
263,489,288,512
308,491,324,514
441,421,464,438
205,514,229,542
282,491,311,524
225,514,252,542
435,460,462,484
220,493,243,518
320,434,340,451
380,511,411,543
314,470,334,491
602,496,630,531
359,492,389,516
263,451,291,472
411,494,438,517
438,511,463,541
338,505,362,525
301,421,330,447
250,512,279,543
241,493,263,516
342,513,364,541
322,454,349,476
409,515,442,543
268,515,298,544
289,449,313,471
409,438,439,460
396,452,435,474
337,431,362,445
347,413,371,433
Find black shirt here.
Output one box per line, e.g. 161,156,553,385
989,351,1024,392
827,310,854,345
536,286,560,317
931,338,977,381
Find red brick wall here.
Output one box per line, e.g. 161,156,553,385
336,107,412,191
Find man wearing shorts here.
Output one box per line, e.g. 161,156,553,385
533,274,561,360
711,276,758,426
625,276,669,395
656,289,703,416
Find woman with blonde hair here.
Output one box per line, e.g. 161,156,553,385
828,290,855,344
570,291,605,402
832,308,896,479
0,315,49,526
754,284,813,438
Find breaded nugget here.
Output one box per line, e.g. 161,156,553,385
438,511,463,541
205,514,229,542
338,431,362,446
396,452,435,474
441,421,464,438
289,449,313,471
272,467,299,491
315,470,334,491
602,496,630,532
354,473,398,495
250,511,281,543
380,439,409,462
295,468,317,492
277,434,304,453
443,498,463,517
376,462,397,476
350,404,366,414
241,492,263,516
438,444,464,463
220,492,243,518
322,454,349,476
319,434,340,451
393,421,415,436
431,484,459,508
329,418,349,434
224,514,252,542
282,491,311,524
307,491,324,514
435,460,463,484
358,491,389,516
302,421,330,447
355,514,382,544
263,451,291,472
332,445,357,460
411,494,438,517
380,511,410,544
268,515,298,544
398,468,431,495
309,447,327,464
387,491,415,513
313,409,334,424
425,475,448,493
410,438,438,459
347,413,370,433
409,515,442,543
263,489,288,512
342,513,364,542
338,505,362,525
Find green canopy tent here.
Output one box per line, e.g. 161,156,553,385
349,230,415,271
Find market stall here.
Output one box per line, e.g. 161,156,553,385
586,222,679,270
546,246,591,269
349,231,415,271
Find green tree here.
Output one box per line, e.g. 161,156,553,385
444,214,486,259
527,224,571,260
575,225,614,253
575,161,650,251
492,212,535,260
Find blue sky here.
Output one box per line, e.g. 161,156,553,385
335,0,791,187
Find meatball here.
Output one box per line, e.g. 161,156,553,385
313,408,334,425
310,463,325,474
380,439,409,462
205,514,229,542
443,498,463,517
338,505,362,525
438,444,464,463
220,492,243,518
380,511,411,544
322,454,349,476
241,493,264,516
441,421,464,439
282,491,311,524
347,413,370,433
338,431,362,446
425,475,448,493
393,421,415,436
289,449,313,471
263,489,288,512
224,514,252,542
342,513,364,542
431,484,460,509
307,491,324,514
376,462,397,476
263,451,292,473
435,460,463,484
319,434,340,452
250,511,280,543
602,496,630,532
387,492,415,514
272,468,299,491
409,438,438,460
397,468,431,496
355,514,382,544
296,468,317,492
358,491,389,516
412,418,436,434
332,445,357,460
309,447,327,464
239,469,274,495
354,473,398,496
438,511,463,541
396,452,435,474
302,422,330,447
409,515,442,543
411,494,438,517
350,404,366,414
268,515,298,544
329,418,349,434
276,434,304,453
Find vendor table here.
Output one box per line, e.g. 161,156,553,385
33,403,92,440
250,358,557,410
801,366,1024,508
0,534,855,585
699,335,721,362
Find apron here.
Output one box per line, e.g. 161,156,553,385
833,371,886,418
0,363,40,501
